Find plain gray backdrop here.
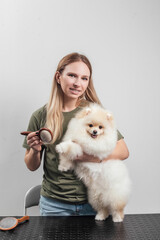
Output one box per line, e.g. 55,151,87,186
0,0,160,216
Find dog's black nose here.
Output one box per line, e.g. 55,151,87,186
93,130,97,135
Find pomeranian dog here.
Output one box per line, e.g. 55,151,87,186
56,103,131,222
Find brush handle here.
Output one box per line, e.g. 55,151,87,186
18,216,29,223
20,131,32,136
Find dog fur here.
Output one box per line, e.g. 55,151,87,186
56,103,131,222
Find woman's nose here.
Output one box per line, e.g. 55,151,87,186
73,78,80,87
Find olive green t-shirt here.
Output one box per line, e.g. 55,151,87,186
23,105,124,203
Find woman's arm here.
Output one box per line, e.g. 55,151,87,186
103,139,129,161
76,139,129,163
24,132,43,171
25,149,41,171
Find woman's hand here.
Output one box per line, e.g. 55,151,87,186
25,132,43,171
27,132,43,152
75,152,101,163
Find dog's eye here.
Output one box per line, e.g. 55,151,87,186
99,126,103,129
89,124,93,128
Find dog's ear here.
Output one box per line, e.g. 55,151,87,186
106,112,113,121
106,112,115,128
106,112,114,123
75,107,91,119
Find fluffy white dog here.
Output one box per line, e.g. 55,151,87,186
56,103,131,222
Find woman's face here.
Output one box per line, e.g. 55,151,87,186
57,61,90,101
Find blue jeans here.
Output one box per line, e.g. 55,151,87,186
40,195,96,216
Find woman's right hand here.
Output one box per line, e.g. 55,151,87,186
27,132,43,152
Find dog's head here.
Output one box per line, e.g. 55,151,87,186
75,104,114,139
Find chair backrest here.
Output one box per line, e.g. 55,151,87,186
24,185,41,215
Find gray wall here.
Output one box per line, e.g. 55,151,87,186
0,0,160,216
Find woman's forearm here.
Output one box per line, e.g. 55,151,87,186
104,139,129,161
24,148,41,171
24,131,43,171
76,139,129,163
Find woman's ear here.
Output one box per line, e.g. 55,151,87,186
55,71,61,84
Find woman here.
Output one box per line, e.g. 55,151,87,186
23,52,129,216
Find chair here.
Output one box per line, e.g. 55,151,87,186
24,185,41,215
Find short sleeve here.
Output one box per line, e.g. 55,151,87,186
22,106,46,149
117,130,124,141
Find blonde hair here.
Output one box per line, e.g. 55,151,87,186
46,52,101,143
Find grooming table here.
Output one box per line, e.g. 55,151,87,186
0,214,160,239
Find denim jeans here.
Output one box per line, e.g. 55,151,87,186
40,195,96,216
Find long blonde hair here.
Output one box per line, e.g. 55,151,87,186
46,52,101,143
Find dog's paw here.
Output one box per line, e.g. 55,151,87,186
58,165,70,172
55,144,64,154
95,212,109,221
95,215,105,221
112,215,123,223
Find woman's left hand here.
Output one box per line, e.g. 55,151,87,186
75,152,101,163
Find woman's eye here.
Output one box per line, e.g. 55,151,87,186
69,74,75,77
99,126,103,129
89,124,93,127
82,77,88,81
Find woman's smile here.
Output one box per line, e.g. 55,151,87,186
69,88,81,95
